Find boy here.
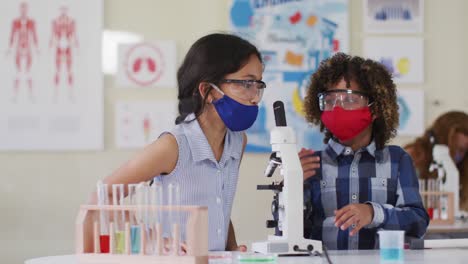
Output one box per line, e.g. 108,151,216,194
299,53,429,250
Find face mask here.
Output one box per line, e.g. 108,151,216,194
454,152,464,164
321,106,372,142
210,84,258,131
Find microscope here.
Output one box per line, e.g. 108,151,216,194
252,101,322,255
431,144,460,217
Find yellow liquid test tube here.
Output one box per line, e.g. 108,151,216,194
112,184,125,253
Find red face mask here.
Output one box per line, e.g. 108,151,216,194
321,106,372,142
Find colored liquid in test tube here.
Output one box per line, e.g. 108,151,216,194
112,184,125,254
428,179,438,219
168,182,181,256
130,182,150,254
128,184,141,254
97,181,110,253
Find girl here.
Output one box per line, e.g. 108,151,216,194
87,33,265,251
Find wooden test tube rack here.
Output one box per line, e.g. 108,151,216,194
420,191,455,225
75,205,208,264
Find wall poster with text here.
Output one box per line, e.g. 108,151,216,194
230,0,349,152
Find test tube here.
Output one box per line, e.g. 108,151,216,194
418,179,425,195
427,179,435,219
128,184,141,254
168,182,181,256
112,184,125,254
136,182,150,255
432,179,441,219
96,181,110,253
419,179,427,209
149,182,163,255
441,192,448,220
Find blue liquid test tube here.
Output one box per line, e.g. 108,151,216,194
128,184,141,254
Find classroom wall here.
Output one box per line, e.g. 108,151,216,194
2,1,467,263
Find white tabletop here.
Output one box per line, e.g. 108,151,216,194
24,249,468,264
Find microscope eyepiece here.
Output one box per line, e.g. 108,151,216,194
273,101,287,127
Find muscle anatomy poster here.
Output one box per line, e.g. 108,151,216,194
0,0,103,150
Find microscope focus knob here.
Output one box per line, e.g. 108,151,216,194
266,220,278,228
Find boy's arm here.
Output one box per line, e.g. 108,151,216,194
366,152,430,237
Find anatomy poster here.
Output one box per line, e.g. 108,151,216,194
115,101,177,149
230,0,349,152
364,37,424,84
0,0,103,150
116,41,177,88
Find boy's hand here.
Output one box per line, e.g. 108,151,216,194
298,148,321,181
334,203,374,236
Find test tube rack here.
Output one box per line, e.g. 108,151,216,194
420,191,455,225
75,204,208,264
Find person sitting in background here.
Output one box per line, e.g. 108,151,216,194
299,53,429,250
404,111,468,210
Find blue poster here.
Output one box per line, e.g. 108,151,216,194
230,0,349,152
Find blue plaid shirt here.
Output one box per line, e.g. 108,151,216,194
304,140,429,250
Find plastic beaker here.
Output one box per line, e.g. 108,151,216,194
378,230,404,261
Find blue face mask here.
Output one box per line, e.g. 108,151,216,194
210,83,258,131
454,152,464,164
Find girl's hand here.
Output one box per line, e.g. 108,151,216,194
237,245,247,252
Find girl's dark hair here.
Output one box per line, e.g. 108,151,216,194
175,33,262,124
304,52,399,149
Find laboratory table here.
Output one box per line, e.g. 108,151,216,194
24,249,468,264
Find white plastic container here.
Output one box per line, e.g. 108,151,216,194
378,230,404,261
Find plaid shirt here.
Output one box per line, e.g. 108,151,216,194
304,140,429,250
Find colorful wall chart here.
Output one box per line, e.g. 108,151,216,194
230,0,349,152
397,89,424,136
364,37,424,84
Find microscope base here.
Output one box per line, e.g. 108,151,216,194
252,238,322,255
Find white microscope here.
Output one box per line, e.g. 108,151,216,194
252,101,322,255
431,143,461,217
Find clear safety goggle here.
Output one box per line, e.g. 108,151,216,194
318,89,372,111
215,79,266,102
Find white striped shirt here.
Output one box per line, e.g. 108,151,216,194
154,114,243,250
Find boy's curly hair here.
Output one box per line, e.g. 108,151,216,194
304,52,399,149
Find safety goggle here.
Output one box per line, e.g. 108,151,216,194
217,79,266,102
318,89,372,111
